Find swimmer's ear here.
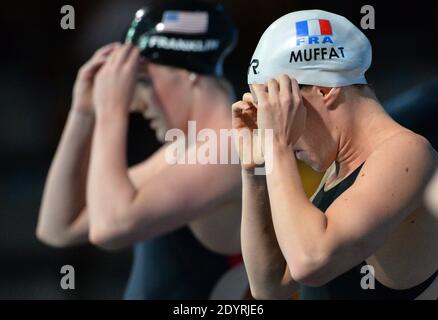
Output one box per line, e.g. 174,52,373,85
315,86,341,110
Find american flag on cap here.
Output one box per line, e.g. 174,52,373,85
161,10,209,34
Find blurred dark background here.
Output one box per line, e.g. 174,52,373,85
0,0,436,299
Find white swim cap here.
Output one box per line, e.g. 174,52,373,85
247,10,372,87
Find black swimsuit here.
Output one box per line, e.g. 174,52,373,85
124,227,242,300
300,164,438,300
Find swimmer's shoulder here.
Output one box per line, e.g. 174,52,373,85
364,130,437,188
373,129,436,164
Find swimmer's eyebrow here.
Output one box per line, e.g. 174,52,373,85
138,59,150,71
137,72,150,79
137,76,152,87
137,64,151,81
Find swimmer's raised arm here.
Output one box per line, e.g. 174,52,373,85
37,44,119,247
233,94,299,299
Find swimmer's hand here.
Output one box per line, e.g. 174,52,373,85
72,43,120,114
93,43,140,116
252,75,306,149
232,93,265,170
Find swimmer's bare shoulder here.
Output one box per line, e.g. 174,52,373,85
361,130,438,293
354,130,437,225
321,130,435,274
365,129,437,191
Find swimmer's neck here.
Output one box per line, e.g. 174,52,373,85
187,80,233,131
331,98,402,184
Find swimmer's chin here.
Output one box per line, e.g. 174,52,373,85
298,159,327,173
154,127,168,143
